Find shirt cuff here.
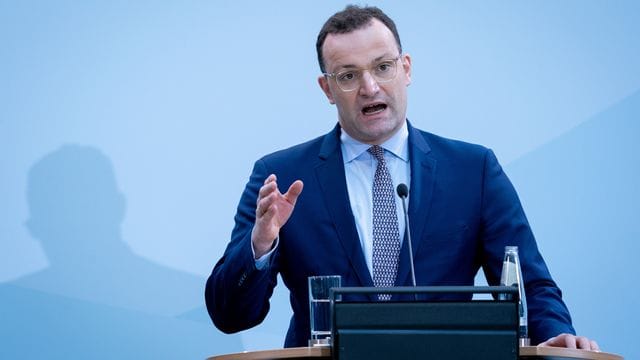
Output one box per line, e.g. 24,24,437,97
253,237,279,270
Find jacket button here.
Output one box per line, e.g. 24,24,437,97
237,272,248,287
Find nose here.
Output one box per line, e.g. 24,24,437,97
358,70,380,96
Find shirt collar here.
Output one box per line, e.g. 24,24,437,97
340,121,409,163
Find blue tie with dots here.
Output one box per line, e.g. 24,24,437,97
368,145,401,301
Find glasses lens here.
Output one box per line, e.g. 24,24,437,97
336,71,359,91
334,58,399,92
373,60,398,82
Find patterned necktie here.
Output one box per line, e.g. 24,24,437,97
368,145,401,300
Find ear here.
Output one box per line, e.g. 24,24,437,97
401,53,412,86
318,75,336,104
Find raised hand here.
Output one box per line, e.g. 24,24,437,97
251,174,304,258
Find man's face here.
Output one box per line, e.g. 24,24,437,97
318,19,412,145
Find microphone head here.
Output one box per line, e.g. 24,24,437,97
396,183,409,198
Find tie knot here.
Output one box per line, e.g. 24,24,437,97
368,145,386,162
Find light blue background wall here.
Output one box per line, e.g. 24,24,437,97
1,1,638,359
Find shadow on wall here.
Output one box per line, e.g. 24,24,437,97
0,144,241,359
180,275,293,351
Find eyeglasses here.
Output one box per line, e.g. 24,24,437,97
323,55,402,92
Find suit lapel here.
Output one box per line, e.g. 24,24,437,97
395,123,436,287
314,125,374,289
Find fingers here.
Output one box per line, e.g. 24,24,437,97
538,337,553,347
256,175,279,216
258,174,278,204
284,180,304,205
539,334,568,348
256,176,304,218
574,336,599,351
576,336,591,350
570,335,599,351
563,334,577,349
539,333,600,352
264,173,276,185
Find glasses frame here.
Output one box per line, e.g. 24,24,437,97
323,55,403,92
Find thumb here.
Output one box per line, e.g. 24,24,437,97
284,180,304,205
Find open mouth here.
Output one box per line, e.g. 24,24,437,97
362,103,387,115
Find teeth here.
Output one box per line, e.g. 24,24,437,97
363,104,386,114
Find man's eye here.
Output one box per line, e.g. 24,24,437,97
338,72,356,81
377,62,393,72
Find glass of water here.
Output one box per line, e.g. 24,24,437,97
308,275,341,346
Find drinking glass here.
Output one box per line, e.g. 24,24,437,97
308,275,341,346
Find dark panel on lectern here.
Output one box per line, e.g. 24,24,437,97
333,301,518,360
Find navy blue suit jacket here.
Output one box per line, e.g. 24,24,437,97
206,122,575,347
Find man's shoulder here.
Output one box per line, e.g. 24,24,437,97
258,126,338,165
411,126,490,158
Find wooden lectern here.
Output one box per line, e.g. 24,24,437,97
210,287,623,359
208,346,623,360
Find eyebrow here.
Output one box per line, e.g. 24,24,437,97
333,53,395,71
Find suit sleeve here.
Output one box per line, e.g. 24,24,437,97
204,159,279,334
478,149,575,344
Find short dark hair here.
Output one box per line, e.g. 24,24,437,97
316,5,402,73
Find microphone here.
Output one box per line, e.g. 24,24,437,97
396,183,409,198
396,183,417,288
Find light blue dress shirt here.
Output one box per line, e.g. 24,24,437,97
340,121,411,276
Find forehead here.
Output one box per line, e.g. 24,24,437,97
322,19,399,71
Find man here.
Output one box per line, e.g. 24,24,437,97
206,5,599,351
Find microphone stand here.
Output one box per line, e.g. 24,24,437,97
397,184,417,300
